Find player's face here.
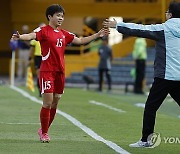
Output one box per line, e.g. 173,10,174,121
50,12,64,27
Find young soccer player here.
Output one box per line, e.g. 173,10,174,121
103,1,180,148
11,4,109,143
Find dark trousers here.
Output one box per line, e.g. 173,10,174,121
141,78,180,141
98,68,111,91
134,59,145,94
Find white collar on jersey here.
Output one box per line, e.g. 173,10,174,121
54,29,59,32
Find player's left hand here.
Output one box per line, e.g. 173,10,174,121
97,28,110,37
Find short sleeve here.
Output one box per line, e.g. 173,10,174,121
34,27,43,41
62,30,75,45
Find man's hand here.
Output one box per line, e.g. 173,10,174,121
103,18,117,28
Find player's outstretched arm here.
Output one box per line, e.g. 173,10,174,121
72,28,109,45
104,18,162,40
103,18,117,28
11,31,36,41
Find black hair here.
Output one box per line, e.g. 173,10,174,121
168,1,180,18
46,4,65,21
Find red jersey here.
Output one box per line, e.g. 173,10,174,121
35,25,74,72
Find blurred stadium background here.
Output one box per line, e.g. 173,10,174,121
0,0,175,88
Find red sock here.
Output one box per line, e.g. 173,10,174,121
40,107,50,134
49,108,57,127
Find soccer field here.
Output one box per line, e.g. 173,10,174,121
0,85,179,154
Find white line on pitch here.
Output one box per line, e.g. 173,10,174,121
89,100,126,113
135,103,145,108
10,85,130,154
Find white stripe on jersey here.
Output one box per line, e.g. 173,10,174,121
41,78,44,94
42,48,50,61
33,27,42,32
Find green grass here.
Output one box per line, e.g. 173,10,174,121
0,85,179,154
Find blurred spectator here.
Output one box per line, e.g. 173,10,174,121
17,25,30,82
89,38,102,52
98,37,113,91
132,37,147,94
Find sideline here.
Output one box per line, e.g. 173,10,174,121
10,85,130,154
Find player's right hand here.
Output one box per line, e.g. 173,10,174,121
11,31,20,40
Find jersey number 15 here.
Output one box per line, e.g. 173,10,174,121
56,38,63,47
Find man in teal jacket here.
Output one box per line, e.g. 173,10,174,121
103,1,180,148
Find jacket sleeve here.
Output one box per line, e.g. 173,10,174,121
116,22,164,40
